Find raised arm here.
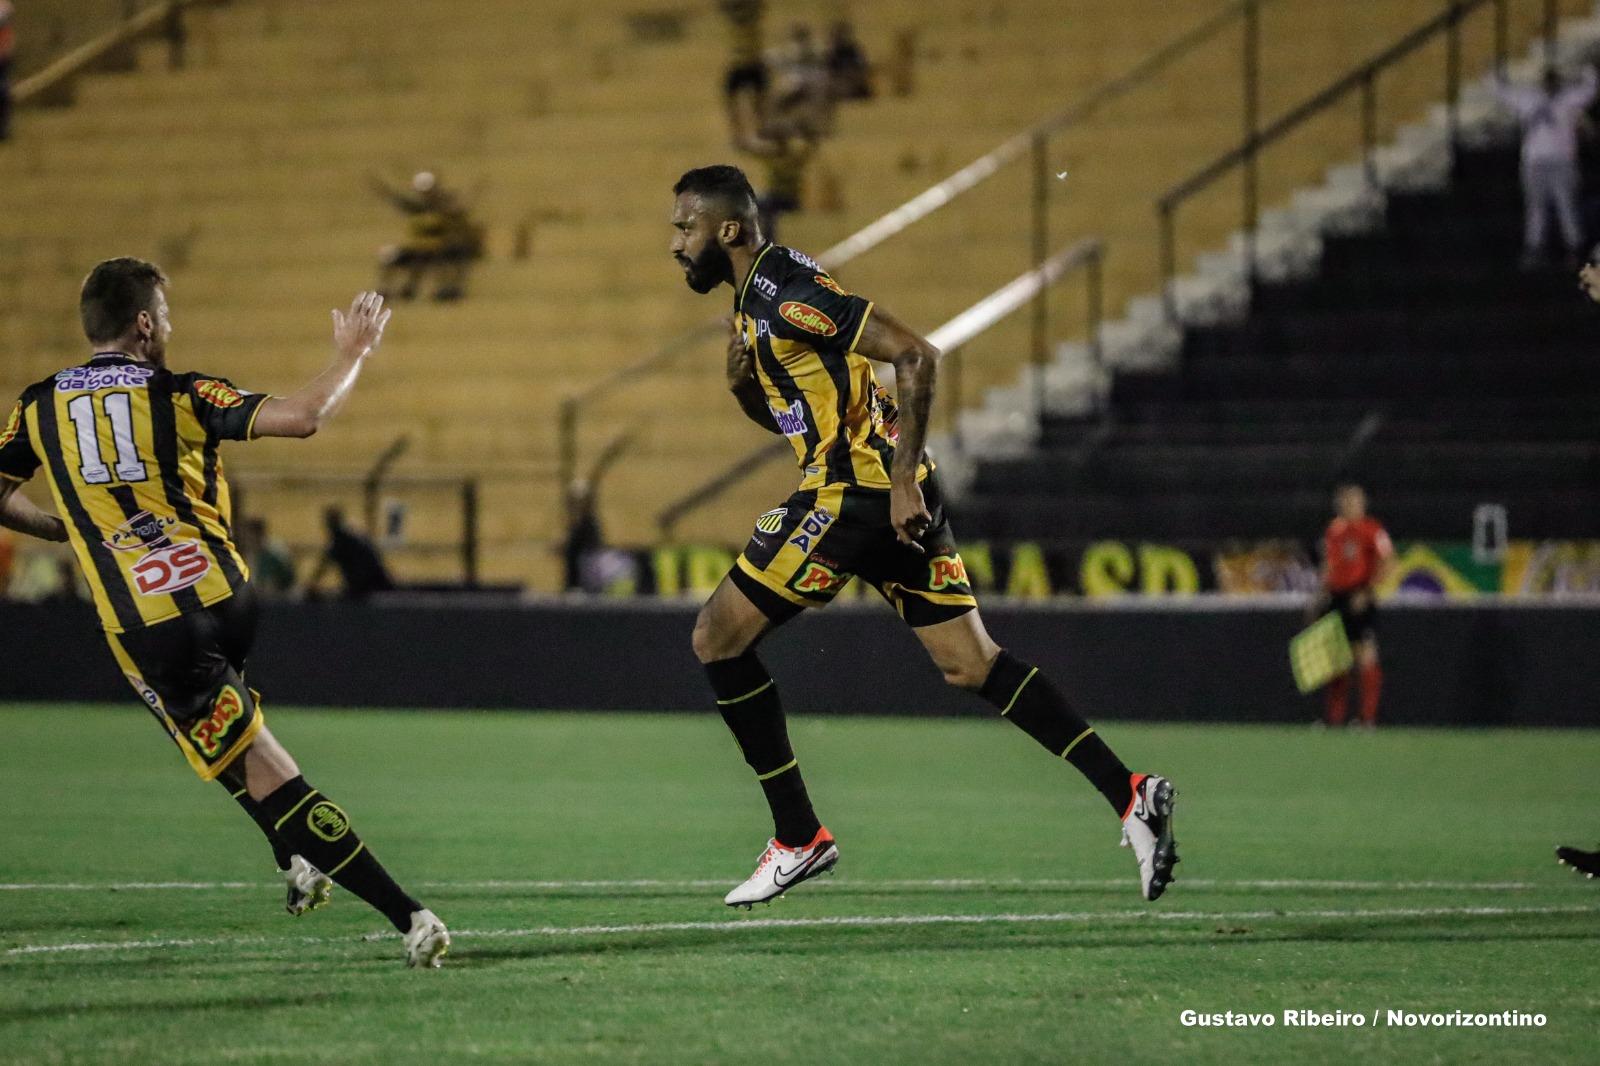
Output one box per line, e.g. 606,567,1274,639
726,316,781,434
251,293,391,440
0,479,68,543
853,305,940,550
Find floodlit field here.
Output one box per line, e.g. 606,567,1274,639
2,705,1597,1064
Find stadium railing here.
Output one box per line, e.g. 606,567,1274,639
556,0,1280,515
1157,0,1555,320
12,0,223,108
653,238,1105,539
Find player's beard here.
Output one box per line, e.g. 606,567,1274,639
682,241,733,294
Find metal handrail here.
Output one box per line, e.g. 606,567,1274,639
13,1,216,108
1156,0,1549,319
558,0,1277,498
654,239,1105,538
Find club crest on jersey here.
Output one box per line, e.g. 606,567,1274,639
189,685,246,758
792,559,849,595
130,541,212,596
813,274,849,296
786,506,835,554
779,302,838,337
0,401,21,449
928,554,970,591
104,511,178,552
194,379,245,408
752,273,779,299
769,398,809,437
755,508,787,535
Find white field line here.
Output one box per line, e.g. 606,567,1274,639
6,904,1597,959
0,877,1556,893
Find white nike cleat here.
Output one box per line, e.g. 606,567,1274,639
403,909,450,969
1120,774,1179,901
283,855,332,917
724,827,839,908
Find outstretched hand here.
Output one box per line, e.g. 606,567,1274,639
890,480,932,553
333,292,392,360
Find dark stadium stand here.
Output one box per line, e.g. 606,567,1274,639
956,139,1600,542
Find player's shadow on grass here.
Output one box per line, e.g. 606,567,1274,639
0,991,326,1024
447,918,1600,969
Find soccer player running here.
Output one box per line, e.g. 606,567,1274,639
669,166,1178,907
0,258,449,967
1315,484,1394,729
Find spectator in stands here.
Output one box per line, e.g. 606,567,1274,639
825,20,874,103
769,22,835,137
238,517,296,599
1313,485,1393,729
371,171,485,302
0,1,15,143
1495,65,1599,269
718,0,767,107
306,507,395,600
562,479,604,593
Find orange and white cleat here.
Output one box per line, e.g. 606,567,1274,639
1121,774,1179,901
724,827,839,908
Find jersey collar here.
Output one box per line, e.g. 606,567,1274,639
734,243,775,314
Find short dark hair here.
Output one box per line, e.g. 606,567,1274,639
80,257,168,345
673,165,759,221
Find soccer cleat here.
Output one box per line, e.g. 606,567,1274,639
403,909,450,969
283,855,332,917
1121,773,1179,901
1556,846,1600,879
724,827,839,908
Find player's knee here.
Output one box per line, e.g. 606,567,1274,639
940,658,992,692
691,610,739,664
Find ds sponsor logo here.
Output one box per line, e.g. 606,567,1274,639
104,510,178,552
130,541,212,596
189,685,246,758
752,274,779,299
307,801,352,842
779,301,838,337
769,399,809,437
194,379,246,408
928,555,970,591
786,506,835,553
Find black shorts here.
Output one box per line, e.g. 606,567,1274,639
724,61,768,98
104,585,264,781
1330,590,1377,644
729,472,979,628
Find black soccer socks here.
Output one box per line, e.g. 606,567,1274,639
220,778,295,871
257,775,422,931
980,650,1134,816
706,652,823,848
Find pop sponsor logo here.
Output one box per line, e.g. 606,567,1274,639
752,274,779,299
928,555,969,591
194,379,245,409
793,560,848,595
786,248,821,269
55,365,153,392
130,541,212,596
0,401,21,449
307,801,351,843
786,506,835,553
103,510,178,552
778,301,838,337
769,398,809,437
189,686,245,758
813,274,848,296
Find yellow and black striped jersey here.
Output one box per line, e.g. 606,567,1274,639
0,355,267,633
734,243,929,492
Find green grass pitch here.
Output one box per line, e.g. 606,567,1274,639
2,704,1598,1065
